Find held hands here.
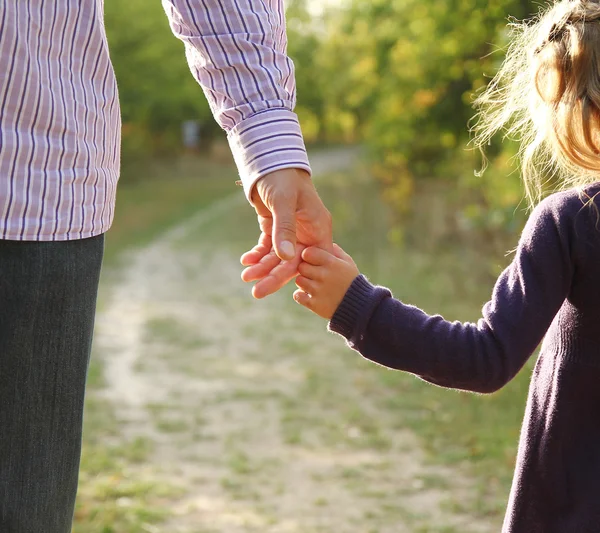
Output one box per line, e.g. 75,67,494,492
240,168,333,299
239,167,358,318
294,244,359,319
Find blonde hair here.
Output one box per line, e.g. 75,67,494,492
472,0,600,207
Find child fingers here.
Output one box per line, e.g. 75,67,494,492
293,289,314,310
333,243,358,268
302,246,331,266
295,275,318,295
333,243,351,261
298,261,323,280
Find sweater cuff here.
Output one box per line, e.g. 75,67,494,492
227,109,312,200
329,275,380,340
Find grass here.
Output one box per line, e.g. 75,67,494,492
73,156,238,533
317,174,530,519
77,154,531,531
174,166,527,527
104,156,239,264
74,429,177,533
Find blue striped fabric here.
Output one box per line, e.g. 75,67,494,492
0,0,310,241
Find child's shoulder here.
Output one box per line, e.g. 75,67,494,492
517,185,600,245
533,183,600,222
524,184,600,247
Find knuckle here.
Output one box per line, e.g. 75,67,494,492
315,205,332,227
276,220,296,234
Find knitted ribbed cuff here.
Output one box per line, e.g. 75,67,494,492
329,274,378,340
227,109,312,200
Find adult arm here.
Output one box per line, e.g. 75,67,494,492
162,0,311,196
162,1,332,296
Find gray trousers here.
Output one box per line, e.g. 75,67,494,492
0,235,104,533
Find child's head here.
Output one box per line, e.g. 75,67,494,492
473,0,600,205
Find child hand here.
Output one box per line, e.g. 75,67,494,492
293,243,360,319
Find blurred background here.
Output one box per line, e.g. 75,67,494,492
74,1,541,532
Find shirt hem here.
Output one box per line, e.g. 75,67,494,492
0,223,112,242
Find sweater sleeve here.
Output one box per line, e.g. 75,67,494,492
329,194,576,394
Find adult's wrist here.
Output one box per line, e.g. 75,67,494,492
250,168,311,206
227,109,312,201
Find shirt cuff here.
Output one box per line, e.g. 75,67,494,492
227,109,312,200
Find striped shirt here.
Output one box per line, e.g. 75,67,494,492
0,0,310,241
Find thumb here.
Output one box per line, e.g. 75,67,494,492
333,243,358,269
333,243,352,261
272,192,297,261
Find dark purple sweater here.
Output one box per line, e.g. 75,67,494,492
329,185,600,533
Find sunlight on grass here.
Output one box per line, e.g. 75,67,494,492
105,157,238,264
317,176,529,519
81,158,529,531
76,157,237,533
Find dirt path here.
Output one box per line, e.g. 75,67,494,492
93,149,497,533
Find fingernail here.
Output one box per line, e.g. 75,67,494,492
280,241,294,258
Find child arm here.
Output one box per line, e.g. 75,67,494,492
301,194,576,394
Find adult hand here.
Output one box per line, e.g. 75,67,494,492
240,168,332,299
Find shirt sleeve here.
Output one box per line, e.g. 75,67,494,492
161,0,311,198
328,193,576,394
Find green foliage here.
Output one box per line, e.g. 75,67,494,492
104,0,214,165
105,0,541,225
286,0,540,224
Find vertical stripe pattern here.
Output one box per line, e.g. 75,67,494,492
163,0,311,199
0,1,119,240
0,0,309,241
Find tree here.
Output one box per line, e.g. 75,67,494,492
104,0,214,165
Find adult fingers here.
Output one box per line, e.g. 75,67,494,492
250,245,304,298
257,214,273,235
240,232,272,266
241,250,280,282
251,260,299,298
271,191,297,261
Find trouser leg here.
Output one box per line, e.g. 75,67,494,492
0,235,104,533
